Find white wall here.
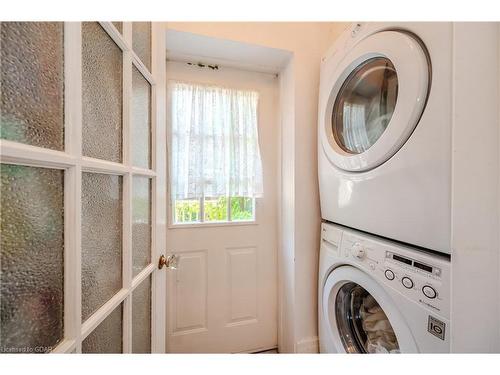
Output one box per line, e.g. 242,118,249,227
164,22,349,352
450,22,500,352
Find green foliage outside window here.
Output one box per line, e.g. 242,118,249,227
174,199,200,223
174,196,254,224
229,197,254,221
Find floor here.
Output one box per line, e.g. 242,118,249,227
254,349,278,354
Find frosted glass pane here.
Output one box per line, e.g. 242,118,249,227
112,22,122,33
132,22,151,70
132,276,151,353
82,304,122,353
132,66,151,169
81,172,122,321
0,22,64,150
132,177,151,277
82,22,123,163
0,164,64,353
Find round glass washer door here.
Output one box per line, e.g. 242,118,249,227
322,266,418,353
319,31,430,172
335,281,399,353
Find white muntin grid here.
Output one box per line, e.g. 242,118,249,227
0,21,167,353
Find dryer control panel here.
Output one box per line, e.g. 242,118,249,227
337,229,451,319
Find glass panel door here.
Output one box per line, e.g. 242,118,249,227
0,21,166,354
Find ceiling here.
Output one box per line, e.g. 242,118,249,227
166,29,292,74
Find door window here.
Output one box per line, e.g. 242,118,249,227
168,81,262,225
332,57,398,154
335,282,400,353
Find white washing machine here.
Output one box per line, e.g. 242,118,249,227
318,222,451,353
318,22,453,253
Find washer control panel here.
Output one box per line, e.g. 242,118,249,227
338,229,450,319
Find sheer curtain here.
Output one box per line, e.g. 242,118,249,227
168,80,263,200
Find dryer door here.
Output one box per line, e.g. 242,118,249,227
319,30,430,172
323,266,418,353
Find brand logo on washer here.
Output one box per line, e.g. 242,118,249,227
428,316,446,340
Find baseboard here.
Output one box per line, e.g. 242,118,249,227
296,336,319,353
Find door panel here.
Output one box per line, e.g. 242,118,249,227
0,164,65,351
0,22,64,151
82,304,123,354
0,21,167,353
81,172,123,321
226,247,258,325
171,250,208,334
166,61,278,353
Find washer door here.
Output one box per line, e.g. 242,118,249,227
320,30,430,172
322,266,418,353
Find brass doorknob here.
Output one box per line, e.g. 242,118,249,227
158,254,178,270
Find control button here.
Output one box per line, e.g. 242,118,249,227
402,277,414,289
350,243,366,259
422,285,437,299
384,269,395,280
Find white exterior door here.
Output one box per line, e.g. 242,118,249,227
0,22,167,353
165,61,278,353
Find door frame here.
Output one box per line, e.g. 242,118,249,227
0,21,167,353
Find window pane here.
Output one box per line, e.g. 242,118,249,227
82,22,123,163
0,22,64,151
174,199,200,223
204,197,228,222
0,164,64,353
132,176,151,277
112,22,122,33
132,276,151,353
81,172,123,321
230,197,254,221
132,22,151,71
131,65,151,169
82,304,123,353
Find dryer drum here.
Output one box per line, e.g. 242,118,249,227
335,282,400,353
332,57,399,155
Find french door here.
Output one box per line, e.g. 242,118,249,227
0,22,167,353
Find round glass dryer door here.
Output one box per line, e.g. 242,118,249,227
332,57,398,155
335,282,399,353
319,31,430,172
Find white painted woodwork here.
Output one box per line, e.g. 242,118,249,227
165,61,279,353
226,247,258,325
171,251,208,334
0,21,167,353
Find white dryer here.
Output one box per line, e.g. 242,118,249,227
318,23,453,253
318,222,451,353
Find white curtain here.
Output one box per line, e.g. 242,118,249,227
168,80,263,200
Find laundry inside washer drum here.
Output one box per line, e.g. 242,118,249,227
335,282,400,353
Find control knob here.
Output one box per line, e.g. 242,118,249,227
350,243,366,259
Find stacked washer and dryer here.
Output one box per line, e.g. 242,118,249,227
318,23,453,353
